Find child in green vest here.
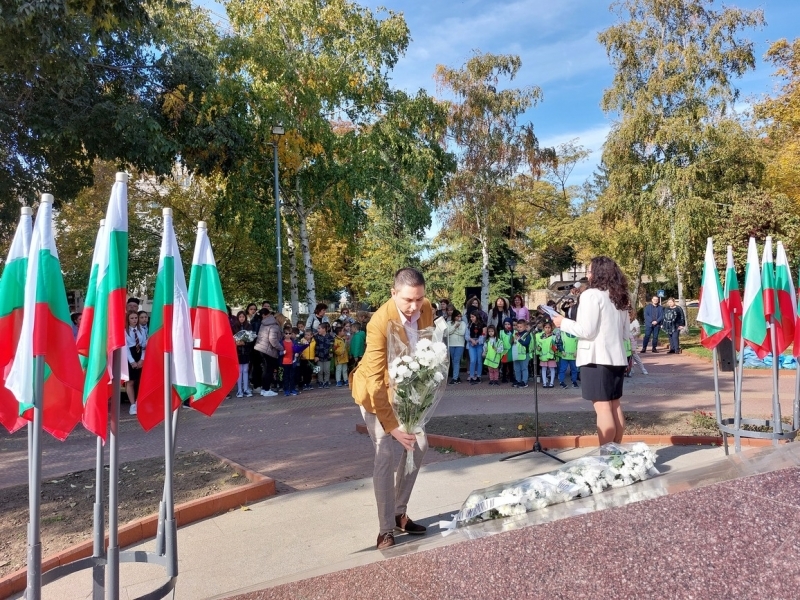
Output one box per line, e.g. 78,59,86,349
483,325,505,385
499,318,515,384
511,320,532,388
557,328,579,389
535,322,558,388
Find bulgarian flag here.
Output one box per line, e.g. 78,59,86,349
137,208,197,431
76,220,105,362
761,236,777,322
697,238,731,349
186,221,238,416
724,245,742,342
741,237,770,358
80,174,130,440
0,208,33,433
6,196,84,440
774,241,796,355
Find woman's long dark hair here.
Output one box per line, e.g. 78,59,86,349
233,311,251,334
490,297,509,321
589,256,630,311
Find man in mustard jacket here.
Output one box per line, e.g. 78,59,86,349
351,267,434,550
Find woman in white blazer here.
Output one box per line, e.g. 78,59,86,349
552,257,631,444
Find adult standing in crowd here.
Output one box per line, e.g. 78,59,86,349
466,311,485,384
233,311,254,397
641,296,663,353
246,303,263,390
628,308,648,376
662,298,686,354
436,298,451,319
306,303,329,332
560,282,583,320
126,297,140,314
125,311,146,415
255,308,281,397
351,267,433,550
552,256,631,445
511,294,529,323
487,296,513,330
465,296,488,325
337,307,355,325
447,310,466,384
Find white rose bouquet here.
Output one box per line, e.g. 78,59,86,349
387,317,450,474
440,442,659,529
233,330,257,344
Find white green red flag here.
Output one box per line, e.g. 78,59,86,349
79,176,130,440
774,241,796,355
137,209,197,431
741,237,770,358
76,220,105,362
724,245,742,342
0,209,33,434
761,236,776,321
186,222,238,416
6,197,84,440
697,238,731,349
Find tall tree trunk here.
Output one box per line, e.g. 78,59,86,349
633,242,647,309
294,182,317,310
670,219,687,313
478,208,490,310
284,215,300,321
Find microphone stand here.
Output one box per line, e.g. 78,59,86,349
500,352,565,464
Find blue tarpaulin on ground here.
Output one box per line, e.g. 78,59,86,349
740,346,798,369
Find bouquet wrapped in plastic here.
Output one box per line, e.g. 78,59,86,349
233,330,257,344
387,317,450,474
440,442,659,529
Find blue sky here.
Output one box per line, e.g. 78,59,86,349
198,0,800,188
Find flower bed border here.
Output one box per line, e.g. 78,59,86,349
0,451,276,599
355,423,778,455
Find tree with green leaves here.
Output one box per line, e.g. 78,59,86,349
598,0,764,308
218,0,452,312
755,38,800,206
0,0,233,228
435,52,542,309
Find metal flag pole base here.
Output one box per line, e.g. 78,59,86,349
26,357,46,600
500,357,565,464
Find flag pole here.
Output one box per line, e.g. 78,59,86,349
163,352,178,577
26,356,45,600
794,360,800,431
92,434,106,598
769,321,782,444
106,348,122,598
734,335,746,452
711,347,727,453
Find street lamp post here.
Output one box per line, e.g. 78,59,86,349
272,125,285,313
507,258,517,298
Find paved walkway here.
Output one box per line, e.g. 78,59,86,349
0,350,791,492
2,350,798,599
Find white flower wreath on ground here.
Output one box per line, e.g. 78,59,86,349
440,442,659,529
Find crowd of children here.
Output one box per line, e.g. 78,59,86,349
230,302,367,398
442,298,583,390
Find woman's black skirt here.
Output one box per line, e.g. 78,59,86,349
580,363,625,402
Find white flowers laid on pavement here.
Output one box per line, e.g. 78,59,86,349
439,442,660,529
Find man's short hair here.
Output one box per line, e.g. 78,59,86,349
127,297,140,306
439,298,450,305
260,307,271,316
393,267,425,289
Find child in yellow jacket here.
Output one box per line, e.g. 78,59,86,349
333,328,350,387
